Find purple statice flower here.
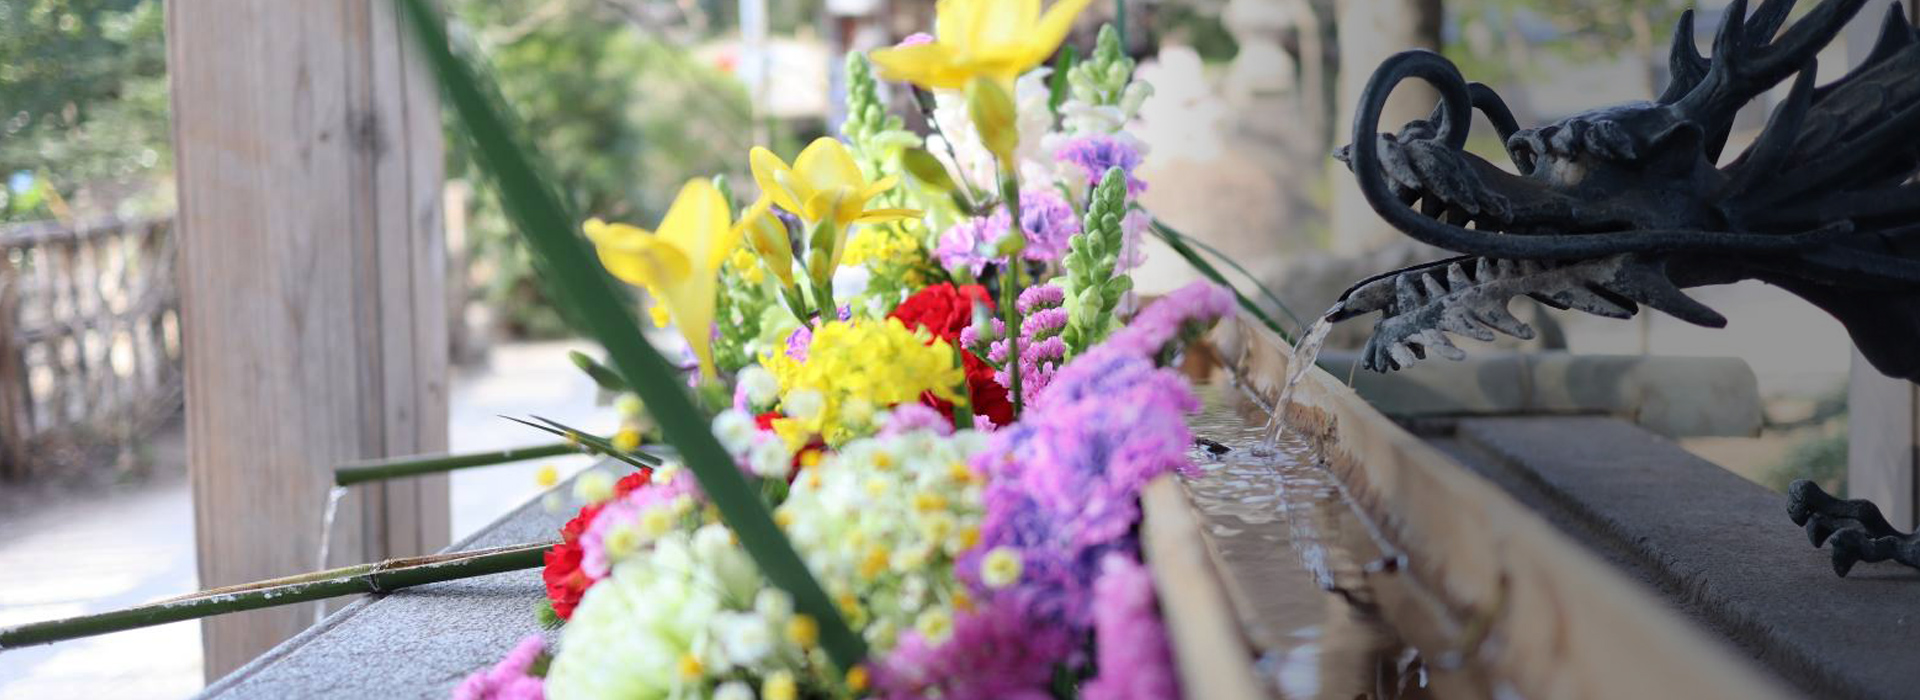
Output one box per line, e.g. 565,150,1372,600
872,593,1075,700
1016,284,1065,314
958,316,1004,356
935,217,996,277
1119,209,1152,272
782,306,854,361
1012,188,1080,262
1100,281,1236,359
784,324,813,362
962,356,1199,628
1056,135,1147,197
881,403,954,437
990,310,1068,397
1082,554,1179,700
988,286,1069,397
453,635,547,700
935,190,1081,275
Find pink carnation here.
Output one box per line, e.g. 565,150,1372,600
1083,554,1179,700
453,635,547,700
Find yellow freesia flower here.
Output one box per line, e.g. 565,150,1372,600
750,138,919,228
736,197,797,288
750,138,920,271
584,179,738,379
869,0,1092,90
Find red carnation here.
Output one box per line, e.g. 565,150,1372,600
541,469,652,619
891,284,1014,429
890,283,993,342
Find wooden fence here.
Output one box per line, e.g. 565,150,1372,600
0,216,182,480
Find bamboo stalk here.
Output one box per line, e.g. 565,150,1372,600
0,542,553,650
334,442,579,486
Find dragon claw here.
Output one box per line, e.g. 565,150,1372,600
1787,479,1920,577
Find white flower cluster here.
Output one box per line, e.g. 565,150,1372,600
929,70,1058,193
543,420,988,699
775,426,989,650
713,408,798,481
545,523,802,700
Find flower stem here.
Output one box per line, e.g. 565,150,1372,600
0,542,552,650
997,170,1025,414
334,442,577,486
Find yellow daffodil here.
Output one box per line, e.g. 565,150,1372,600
869,0,1092,90
584,178,738,379
736,197,797,288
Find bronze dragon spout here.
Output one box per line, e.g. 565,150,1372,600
1331,0,1920,576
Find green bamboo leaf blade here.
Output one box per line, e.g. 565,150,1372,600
569,351,633,392
494,415,662,469
1147,219,1296,344
393,0,866,669
335,442,579,486
0,543,550,650
1048,44,1078,112
1148,216,1306,331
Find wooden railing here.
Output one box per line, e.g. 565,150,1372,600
0,216,182,480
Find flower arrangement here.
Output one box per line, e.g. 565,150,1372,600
451,3,1241,698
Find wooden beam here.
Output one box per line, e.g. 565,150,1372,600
167,0,449,678
1211,318,1793,699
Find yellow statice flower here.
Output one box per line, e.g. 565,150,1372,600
729,247,766,285
842,224,923,269
760,318,966,447
869,0,1092,90
585,179,739,378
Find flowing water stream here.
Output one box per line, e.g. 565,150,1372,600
1187,377,1480,698
313,485,348,624
1263,303,1341,444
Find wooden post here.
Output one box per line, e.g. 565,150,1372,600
1845,1,1919,529
167,0,450,679
0,268,28,479
1328,0,1443,255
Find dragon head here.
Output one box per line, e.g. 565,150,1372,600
1329,0,1920,380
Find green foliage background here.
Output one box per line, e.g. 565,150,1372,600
448,0,759,338
0,0,170,222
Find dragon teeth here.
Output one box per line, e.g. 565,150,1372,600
1447,262,1474,288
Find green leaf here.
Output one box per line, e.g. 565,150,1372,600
1048,44,1079,113
902,147,958,193
394,0,866,670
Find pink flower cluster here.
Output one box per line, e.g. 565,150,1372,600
1055,135,1147,197
978,285,1068,398
874,282,1235,699
1083,554,1179,700
578,474,698,578
452,635,547,700
935,189,1081,275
